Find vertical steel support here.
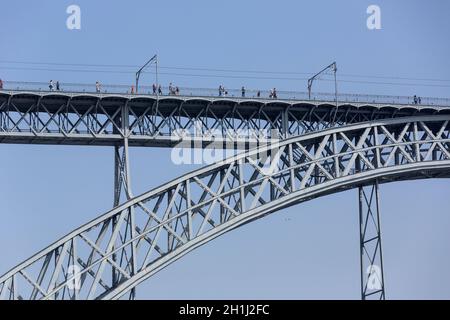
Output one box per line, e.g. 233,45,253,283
113,103,133,205
112,102,137,299
331,65,339,126
281,107,289,139
167,188,174,251
358,180,386,300
113,142,132,206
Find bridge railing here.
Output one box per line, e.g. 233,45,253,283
1,80,450,107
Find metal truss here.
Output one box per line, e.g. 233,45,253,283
1,115,450,300
359,181,385,300
1,91,449,147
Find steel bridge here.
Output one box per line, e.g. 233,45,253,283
1,88,450,300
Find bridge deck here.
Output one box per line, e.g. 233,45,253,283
1,89,449,147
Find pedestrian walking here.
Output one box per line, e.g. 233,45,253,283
0,78,3,89
56,81,60,91
241,86,245,98
96,81,101,93
49,80,54,91
152,83,157,95
256,90,260,98
158,85,162,95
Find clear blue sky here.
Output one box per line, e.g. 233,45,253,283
1,0,450,299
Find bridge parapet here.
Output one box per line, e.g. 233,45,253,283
2,81,450,107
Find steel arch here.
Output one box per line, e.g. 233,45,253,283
1,115,450,300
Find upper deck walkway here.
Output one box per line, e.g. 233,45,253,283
0,81,449,147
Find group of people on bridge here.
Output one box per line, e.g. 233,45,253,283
48,80,61,91
221,85,277,99
413,95,423,105
41,80,279,98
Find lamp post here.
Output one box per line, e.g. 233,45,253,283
135,54,158,94
307,61,338,125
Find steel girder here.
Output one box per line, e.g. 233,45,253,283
0,91,449,147
1,115,450,300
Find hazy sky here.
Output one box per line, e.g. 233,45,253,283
0,0,450,299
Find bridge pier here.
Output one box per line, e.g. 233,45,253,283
358,180,386,300
112,103,137,299
113,140,133,206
